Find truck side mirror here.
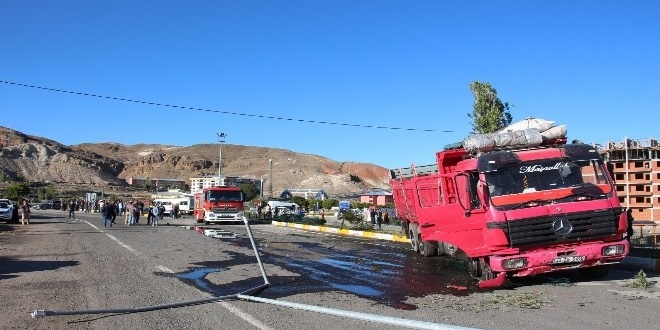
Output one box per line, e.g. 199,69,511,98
454,173,472,215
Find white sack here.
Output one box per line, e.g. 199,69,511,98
494,128,543,147
463,128,544,153
540,125,567,140
500,117,554,133
463,133,496,153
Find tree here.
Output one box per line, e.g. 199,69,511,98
44,186,58,200
239,183,260,202
290,196,308,209
5,183,30,201
467,81,513,134
322,199,339,210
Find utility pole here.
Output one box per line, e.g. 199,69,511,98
269,159,273,199
217,132,227,186
260,177,264,202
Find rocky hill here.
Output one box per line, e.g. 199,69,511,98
0,126,390,197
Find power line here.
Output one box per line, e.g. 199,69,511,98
0,80,452,133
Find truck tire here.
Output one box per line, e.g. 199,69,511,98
442,242,458,257
469,257,496,281
409,223,420,253
419,239,436,257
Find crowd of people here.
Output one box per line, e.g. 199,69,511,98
20,198,174,228
97,199,171,228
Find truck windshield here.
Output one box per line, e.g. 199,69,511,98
485,158,612,207
207,190,243,202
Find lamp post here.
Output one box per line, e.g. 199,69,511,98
260,176,264,202
217,133,227,186
269,159,273,199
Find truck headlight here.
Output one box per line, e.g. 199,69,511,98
502,257,527,270
602,244,625,256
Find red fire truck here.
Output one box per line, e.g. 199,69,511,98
390,133,629,288
193,186,245,224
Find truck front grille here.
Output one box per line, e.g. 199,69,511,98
211,206,239,214
503,209,619,248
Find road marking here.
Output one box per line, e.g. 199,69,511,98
156,263,273,330
105,234,138,254
84,220,138,255
156,265,174,273
218,301,273,330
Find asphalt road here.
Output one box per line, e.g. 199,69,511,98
2,210,660,330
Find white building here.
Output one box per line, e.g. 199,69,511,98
189,176,262,194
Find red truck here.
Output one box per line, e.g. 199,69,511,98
193,186,245,224
390,134,629,288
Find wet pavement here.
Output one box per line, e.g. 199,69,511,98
162,230,477,310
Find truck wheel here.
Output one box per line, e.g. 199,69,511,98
409,224,420,253
469,258,495,281
419,239,436,257
442,242,458,257
579,265,611,279
469,258,481,277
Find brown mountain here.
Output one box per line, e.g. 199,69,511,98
0,126,390,197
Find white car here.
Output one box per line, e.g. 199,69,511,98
0,199,18,223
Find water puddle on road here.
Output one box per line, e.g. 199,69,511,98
174,267,227,293
161,241,479,310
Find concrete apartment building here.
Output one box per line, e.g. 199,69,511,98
600,137,660,222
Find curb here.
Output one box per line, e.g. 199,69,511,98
271,221,409,243
621,256,660,273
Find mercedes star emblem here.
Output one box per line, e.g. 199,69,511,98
552,219,573,236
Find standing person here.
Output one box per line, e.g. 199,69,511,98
369,207,376,225
111,201,118,224
134,202,141,225
158,203,165,221
20,200,31,225
173,203,180,219
101,202,113,228
125,201,135,225
382,210,389,224
151,203,160,226
264,205,271,220
146,203,153,225
376,208,383,230
68,200,76,219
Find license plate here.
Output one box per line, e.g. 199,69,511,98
552,256,586,264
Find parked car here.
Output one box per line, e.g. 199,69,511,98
38,200,62,210
0,199,19,223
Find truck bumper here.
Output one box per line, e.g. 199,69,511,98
489,239,629,277
204,212,245,223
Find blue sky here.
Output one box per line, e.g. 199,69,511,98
1,1,658,170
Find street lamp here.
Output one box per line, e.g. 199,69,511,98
260,176,264,201
269,159,273,199
217,132,227,186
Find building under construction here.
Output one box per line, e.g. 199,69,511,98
600,137,660,222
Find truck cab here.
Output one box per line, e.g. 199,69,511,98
193,186,245,224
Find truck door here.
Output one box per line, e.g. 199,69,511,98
444,172,487,253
